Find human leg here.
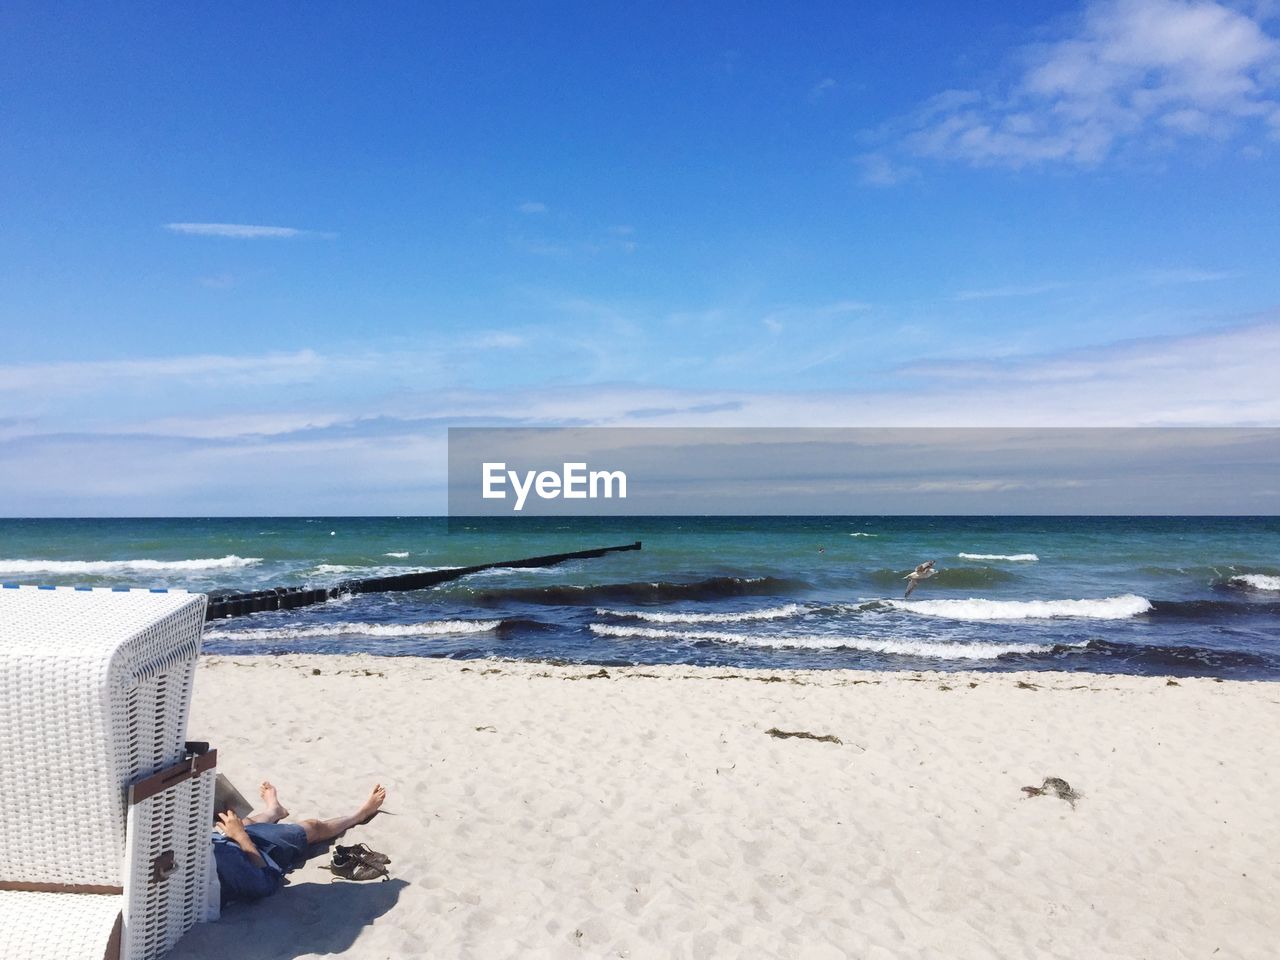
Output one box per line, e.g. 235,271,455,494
243,781,289,825
298,784,386,844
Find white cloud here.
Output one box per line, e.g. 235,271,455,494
3,317,1277,512
868,0,1280,172
1141,266,1241,284
517,202,549,215
809,77,837,100
857,151,917,186
467,332,528,350
165,223,326,239
125,411,351,439
0,350,328,393
198,273,237,289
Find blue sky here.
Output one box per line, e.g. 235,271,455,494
2,0,1279,513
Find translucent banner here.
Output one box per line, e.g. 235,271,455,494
447,427,1280,516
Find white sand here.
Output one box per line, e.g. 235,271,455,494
173,656,1280,960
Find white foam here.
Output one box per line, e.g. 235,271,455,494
589,623,1077,660
887,594,1151,621
462,565,567,578
594,604,803,624
957,553,1039,562
0,555,262,575
849,532,877,537
384,551,410,558
309,563,455,578
204,619,501,641
1232,574,1280,591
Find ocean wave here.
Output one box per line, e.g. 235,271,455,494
1150,598,1280,619
595,603,804,624
957,553,1039,562
461,565,572,578
454,576,811,607
308,563,454,578
203,619,501,641
0,555,262,575
384,551,410,558
886,595,1152,621
1231,574,1280,591
589,623,1079,660
849,532,877,537
1085,638,1273,671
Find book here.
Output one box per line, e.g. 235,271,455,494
214,773,253,821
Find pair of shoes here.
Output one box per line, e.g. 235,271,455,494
336,842,390,866
324,843,391,882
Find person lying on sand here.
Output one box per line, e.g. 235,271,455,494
212,781,386,905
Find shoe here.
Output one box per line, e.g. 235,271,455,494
324,846,390,882
336,842,390,865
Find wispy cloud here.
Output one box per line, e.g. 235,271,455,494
862,0,1280,175
952,282,1065,301
857,152,917,186
514,237,573,257
198,273,237,289
4,318,1277,512
809,77,837,101
165,222,335,239
1142,267,1242,285
467,332,528,350
517,201,549,215
0,350,329,394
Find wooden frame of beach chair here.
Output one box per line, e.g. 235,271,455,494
0,585,219,960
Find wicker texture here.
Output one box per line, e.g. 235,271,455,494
0,890,123,960
0,585,206,887
122,765,219,960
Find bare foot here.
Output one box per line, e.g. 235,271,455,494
356,784,387,823
259,781,289,822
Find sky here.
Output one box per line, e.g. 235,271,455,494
2,0,1279,514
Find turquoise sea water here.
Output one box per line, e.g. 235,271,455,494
1,516,1278,678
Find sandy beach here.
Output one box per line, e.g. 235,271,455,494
172,656,1280,960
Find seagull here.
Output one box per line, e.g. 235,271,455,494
903,560,937,598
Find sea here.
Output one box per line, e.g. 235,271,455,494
1,516,1278,679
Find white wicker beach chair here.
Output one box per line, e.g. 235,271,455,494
0,584,219,960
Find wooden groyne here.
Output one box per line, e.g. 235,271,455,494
204,541,642,621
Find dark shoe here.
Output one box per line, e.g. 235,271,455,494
336,842,390,865
325,846,390,882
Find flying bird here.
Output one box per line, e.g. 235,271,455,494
903,560,937,598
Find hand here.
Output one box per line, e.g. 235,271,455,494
216,810,250,844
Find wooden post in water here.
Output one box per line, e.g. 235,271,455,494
204,541,642,621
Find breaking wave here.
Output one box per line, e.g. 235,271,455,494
0,555,262,575
1231,574,1280,591
589,623,1081,660
203,619,501,641
957,553,1039,562
384,551,410,558
595,604,804,624
887,595,1152,621
309,563,456,578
